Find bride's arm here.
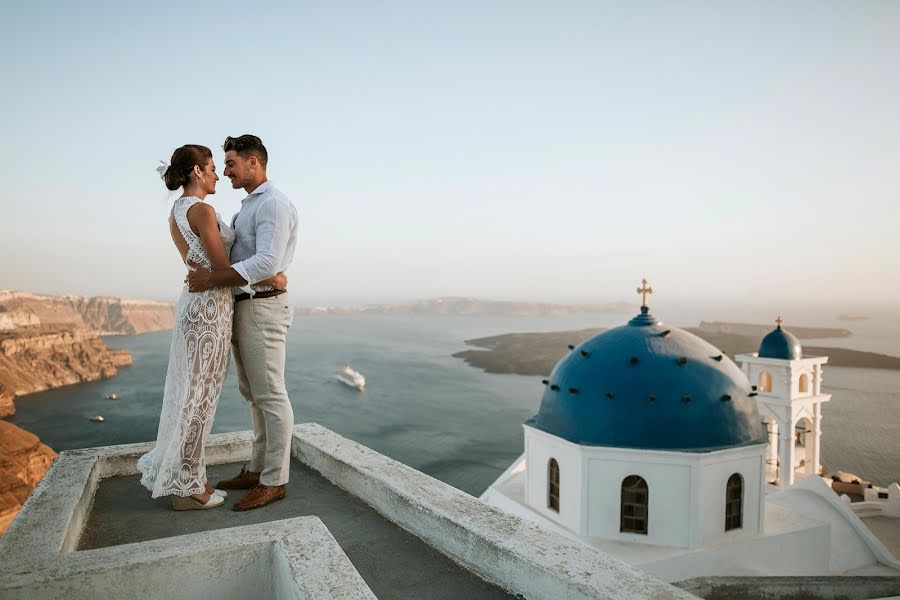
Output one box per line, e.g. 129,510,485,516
185,204,287,291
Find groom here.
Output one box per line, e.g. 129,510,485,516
187,134,299,511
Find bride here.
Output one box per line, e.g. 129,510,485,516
137,144,285,510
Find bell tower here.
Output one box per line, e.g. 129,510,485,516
736,318,830,488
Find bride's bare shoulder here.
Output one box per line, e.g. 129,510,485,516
185,201,217,226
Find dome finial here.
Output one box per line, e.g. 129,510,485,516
775,315,784,330
637,278,654,308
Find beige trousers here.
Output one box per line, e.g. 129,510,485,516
231,295,294,486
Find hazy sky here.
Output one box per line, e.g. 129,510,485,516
1,1,898,309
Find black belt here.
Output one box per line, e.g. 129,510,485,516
235,289,286,303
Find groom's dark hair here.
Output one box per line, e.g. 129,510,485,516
223,134,268,168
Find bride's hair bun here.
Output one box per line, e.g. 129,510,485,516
164,144,213,191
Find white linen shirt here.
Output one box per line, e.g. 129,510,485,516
230,181,298,295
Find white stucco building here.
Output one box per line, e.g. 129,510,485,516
482,286,900,582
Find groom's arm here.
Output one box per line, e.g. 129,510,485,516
187,264,287,292
187,198,292,293
229,198,293,293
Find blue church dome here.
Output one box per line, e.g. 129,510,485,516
758,320,802,360
526,305,766,452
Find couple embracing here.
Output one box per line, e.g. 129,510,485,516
137,135,298,512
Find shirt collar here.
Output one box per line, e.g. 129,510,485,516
242,180,272,203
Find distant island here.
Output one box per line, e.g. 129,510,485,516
454,323,900,375
295,297,634,317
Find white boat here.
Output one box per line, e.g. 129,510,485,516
106,394,119,400
89,415,105,422
336,365,365,391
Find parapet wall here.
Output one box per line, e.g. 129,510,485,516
293,423,697,600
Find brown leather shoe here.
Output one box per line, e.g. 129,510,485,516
215,466,260,490
233,484,286,511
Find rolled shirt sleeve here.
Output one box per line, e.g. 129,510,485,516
231,197,293,295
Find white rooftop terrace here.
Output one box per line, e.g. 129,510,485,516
0,423,699,600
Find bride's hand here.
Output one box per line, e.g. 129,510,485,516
186,261,214,293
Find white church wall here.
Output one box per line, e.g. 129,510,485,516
584,447,693,548
638,520,831,582
523,426,583,534
697,446,766,545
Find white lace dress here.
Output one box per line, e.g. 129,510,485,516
137,197,235,498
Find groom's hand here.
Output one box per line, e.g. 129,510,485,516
186,261,214,292
271,272,288,290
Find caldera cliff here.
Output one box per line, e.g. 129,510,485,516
0,420,57,535
0,326,133,409
0,290,175,335
0,290,173,415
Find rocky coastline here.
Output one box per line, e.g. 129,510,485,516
0,326,133,414
0,290,173,415
0,420,57,535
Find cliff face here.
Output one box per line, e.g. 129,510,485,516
71,296,175,335
0,385,13,418
0,291,166,415
0,420,57,535
0,290,174,335
0,326,132,398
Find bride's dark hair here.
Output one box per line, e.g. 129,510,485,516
163,145,213,191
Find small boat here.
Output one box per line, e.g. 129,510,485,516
336,365,365,391
89,415,105,422
105,394,119,400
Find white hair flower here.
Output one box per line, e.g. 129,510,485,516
156,160,169,180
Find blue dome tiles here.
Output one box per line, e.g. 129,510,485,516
758,326,803,360
528,308,767,452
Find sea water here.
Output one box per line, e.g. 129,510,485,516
10,314,900,495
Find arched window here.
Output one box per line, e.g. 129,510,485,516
620,475,648,534
725,473,743,531
759,371,772,392
548,459,560,512
799,374,809,394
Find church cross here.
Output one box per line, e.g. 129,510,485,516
637,279,653,307
776,316,784,329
